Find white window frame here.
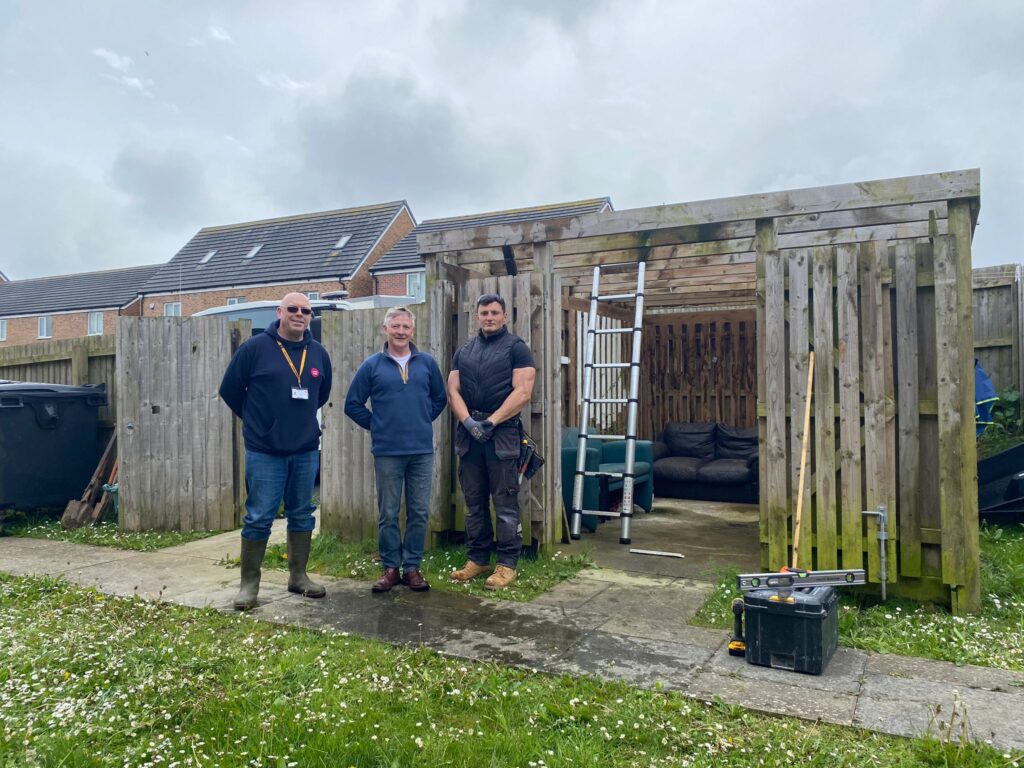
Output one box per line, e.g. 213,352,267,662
163,302,182,317
87,311,104,336
0,318,6,342
38,315,52,339
407,272,425,302
305,291,319,301
226,296,245,306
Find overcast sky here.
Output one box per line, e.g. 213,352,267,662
0,1,1020,280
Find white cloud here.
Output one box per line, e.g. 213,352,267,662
208,25,233,43
258,72,314,92
103,74,154,97
90,47,133,73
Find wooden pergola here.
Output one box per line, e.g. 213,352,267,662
414,169,982,613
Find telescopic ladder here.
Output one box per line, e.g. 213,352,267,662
569,262,646,544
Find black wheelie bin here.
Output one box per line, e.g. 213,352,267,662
0,381,108,510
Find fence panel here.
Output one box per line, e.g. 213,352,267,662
116,317,240,532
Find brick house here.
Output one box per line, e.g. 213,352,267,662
137,201,414,318
0,265,159,347
370,198,614,300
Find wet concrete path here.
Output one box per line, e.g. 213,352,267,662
2,523,1024,752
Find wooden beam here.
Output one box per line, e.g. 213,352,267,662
418,169,979,252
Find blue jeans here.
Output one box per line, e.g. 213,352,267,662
374,454,433,571
241,450,319,541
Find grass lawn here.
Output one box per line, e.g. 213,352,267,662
0,574,1018,768
1,512,217,551
692,523,1024,670
255,533,593,602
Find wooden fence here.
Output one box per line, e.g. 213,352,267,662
972,264,1024,394
758,224,980,612
116,317,244,532
0,335,117,425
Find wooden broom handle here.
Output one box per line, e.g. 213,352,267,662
792,351,814,570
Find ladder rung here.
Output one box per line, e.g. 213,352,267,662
582,470,625,478
587,397,628,404
593,327,633,335
591,363,630,369
583,434,628,441
576,509,622,518
596,293,637,302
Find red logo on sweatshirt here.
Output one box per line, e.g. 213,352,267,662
311,368,320,378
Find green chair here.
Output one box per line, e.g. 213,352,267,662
561,426,654,533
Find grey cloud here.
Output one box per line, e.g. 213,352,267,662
268,65,501,214
110,143,213,228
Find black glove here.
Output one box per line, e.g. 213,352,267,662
463,417,494,443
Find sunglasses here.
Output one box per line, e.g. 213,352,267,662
285,306,313,316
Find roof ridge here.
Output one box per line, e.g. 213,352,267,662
198,201,408,235
420,197,611,226
0,264,161,286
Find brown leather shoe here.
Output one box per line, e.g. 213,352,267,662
450,560,492,582
484,565,517,591
403,569,430,592
372,567,402,593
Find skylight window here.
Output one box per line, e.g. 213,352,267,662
199,249,217,265
334,234,351,250
243,244,263,261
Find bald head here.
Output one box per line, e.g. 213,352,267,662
277,292,313,341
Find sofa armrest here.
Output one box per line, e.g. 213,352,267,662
652,441,670,462
747,454,759,482
601,439,654,466
562,444,600,469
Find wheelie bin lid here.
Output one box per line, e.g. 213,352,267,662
0,380,107,406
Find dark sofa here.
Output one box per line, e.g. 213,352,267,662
652,422,759,504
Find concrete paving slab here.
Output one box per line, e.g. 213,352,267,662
707,645,867,696
63,552,239,600
856,674,1024,750
528,574,613,611
686,669,859,726
569,579,712,639
556,630,714,691
865,652,1024,695
0,537,137,576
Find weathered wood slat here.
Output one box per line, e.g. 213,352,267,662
787,248,812,568
933,236,966,591
760,220,788,569
811,247,837,570
860,242,888,582
835,243,863,571
895,241,922,577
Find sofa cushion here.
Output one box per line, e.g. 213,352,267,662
696,458,752,485
653,456,706,483
716,424,758,461
662,422,717,459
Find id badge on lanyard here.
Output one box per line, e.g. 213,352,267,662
277,341,309,401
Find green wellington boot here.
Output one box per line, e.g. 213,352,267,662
287,531,326,598
233,537,268,611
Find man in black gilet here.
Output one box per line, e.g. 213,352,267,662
447,293,536,590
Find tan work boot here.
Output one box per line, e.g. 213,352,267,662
484,565,517,591
450,560,492,582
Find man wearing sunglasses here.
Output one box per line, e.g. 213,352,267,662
219,292,333,610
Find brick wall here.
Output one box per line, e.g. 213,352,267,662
346,208,415,298
0,308,120,347
138,280,345,317
375,272,412,296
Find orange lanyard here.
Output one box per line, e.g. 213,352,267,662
276,341,307,386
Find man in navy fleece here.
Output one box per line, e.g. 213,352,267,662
344,306,447,593
219,292,333,610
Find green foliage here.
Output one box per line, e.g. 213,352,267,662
691,524,1024,670
0,574,1016,767
1,511,217,551
978,389,1024,459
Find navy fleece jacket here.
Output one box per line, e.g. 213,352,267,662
344,342,447,456
219,320,333,455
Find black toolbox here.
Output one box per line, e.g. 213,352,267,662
743,585,838,675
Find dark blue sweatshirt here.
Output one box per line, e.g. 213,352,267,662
344,342,447,456
219,320,333,456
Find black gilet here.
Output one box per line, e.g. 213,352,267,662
456,326,522,413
